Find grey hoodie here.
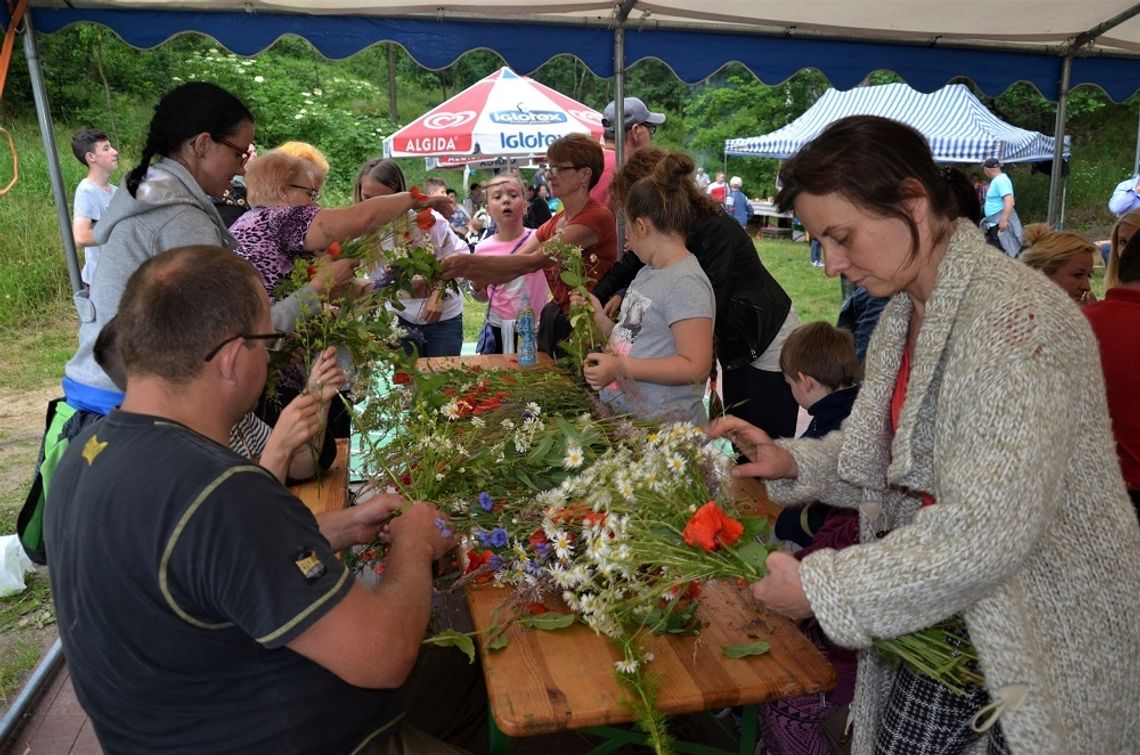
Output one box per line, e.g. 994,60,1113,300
63,158,313,408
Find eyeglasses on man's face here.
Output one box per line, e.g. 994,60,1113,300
635,122,657,135
203,331,287,362
215,135,253,166
548,164,581,176
289,184,322,202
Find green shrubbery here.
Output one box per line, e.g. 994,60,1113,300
0,26,1136,330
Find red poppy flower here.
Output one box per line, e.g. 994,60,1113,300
327,241,342,259
582,511,607,529
410,185,429,204
392,371,412,385
465,549,496,583
415,208,436,231
528,528,548,550
682,501,744,551
524,603,549,615
306,263,318,278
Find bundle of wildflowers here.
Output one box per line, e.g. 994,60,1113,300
345,366,619,573
540,236,604,371
457,421,773,754
366,205,464,307
270,256,411,399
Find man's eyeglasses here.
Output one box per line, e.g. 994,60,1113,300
636,122,657,135
548,164,581,176
215,136,253,166
289,184,322,202
203,331,287,362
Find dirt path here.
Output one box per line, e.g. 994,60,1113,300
0,385,58,498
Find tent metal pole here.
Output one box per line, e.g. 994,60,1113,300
613,17,628,257
1134,104,1140,177
22,10,82,296
1047,56,1071,228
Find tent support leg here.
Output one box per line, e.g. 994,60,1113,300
1047,56,1071,228
613,23,627,256
22,10,82,297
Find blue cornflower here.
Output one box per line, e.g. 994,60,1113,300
476,529,491,548
524,560,543,577
433,517,452,540
489,527,509,548
488,553,503,572
533,542,551,561
478,491,494,512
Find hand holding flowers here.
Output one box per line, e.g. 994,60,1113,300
750,551,812,620
583,350,623,391
707,415,799,480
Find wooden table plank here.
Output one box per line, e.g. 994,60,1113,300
468,581,835,738
289,438,350,517
418,352,556,371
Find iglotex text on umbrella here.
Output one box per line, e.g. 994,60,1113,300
499,130,561,150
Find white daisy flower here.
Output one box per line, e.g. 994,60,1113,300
563,445,585,469
552,530,574,561
667,454,686,474
614,658,640,674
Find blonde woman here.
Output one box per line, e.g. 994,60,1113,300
1020,224,1098,305
1106,208,1140,289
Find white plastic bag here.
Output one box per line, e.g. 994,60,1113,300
0,534,36,597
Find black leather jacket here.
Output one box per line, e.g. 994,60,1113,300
592,208,791,370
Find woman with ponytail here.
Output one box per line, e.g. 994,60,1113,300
575,152,714,425
710,115,1140,755
594,146,800,438
62,82,269,416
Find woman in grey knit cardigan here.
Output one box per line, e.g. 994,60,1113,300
712,116,1140,755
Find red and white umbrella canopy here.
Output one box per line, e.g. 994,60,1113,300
384,67,603,159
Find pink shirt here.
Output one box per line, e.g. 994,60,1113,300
473,230,550,324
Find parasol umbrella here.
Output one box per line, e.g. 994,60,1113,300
384,67,603,160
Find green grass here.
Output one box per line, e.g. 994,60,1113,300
755,239,844,324
0,301,77,392
0,633,48,707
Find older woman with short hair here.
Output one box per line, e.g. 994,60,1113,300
231,148,451,310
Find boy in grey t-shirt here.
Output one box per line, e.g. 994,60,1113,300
598,254,714,425
70,129,119,285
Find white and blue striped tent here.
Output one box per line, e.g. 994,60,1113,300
725,83,1070,164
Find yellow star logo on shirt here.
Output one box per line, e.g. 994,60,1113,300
81,435,108,465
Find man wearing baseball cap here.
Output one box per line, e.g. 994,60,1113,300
981,157,1022,256
593,96,666,207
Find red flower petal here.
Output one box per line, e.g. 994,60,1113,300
327,241,342,259
524,603,549,615
415,209,436,231
392,371,412,385
683,501,744,552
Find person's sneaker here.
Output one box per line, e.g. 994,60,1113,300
812,260,825,268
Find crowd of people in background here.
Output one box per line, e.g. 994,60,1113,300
35,80,1140,755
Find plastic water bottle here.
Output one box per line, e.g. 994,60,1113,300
516,293,536,366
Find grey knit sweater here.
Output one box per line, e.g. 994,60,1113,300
767,220,1140,754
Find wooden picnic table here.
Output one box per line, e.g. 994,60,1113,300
419,354,835,749
290,438,350,517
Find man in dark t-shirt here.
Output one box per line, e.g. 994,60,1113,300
45,245,482,754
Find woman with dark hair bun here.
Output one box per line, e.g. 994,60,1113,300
63,82,258,417
711,115,1140,755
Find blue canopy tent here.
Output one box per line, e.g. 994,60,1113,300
2,1,1140,294
726,83,1073,164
